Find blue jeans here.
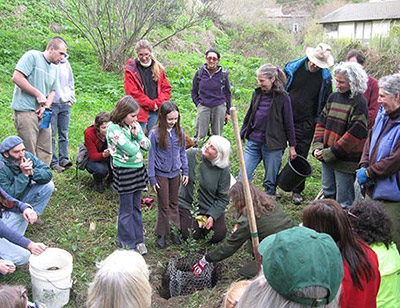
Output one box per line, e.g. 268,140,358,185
118,190,144,249
86,159,110,183
240,140,283,195
51,103,72,167
139,111,158,133
321,162,355,208
0,181,54,265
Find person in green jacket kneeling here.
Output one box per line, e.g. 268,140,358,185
192,180,295,277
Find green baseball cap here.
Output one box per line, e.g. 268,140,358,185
259,226,343,306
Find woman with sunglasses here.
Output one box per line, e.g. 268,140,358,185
191,49,232,141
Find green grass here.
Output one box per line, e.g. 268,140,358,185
0,1,326,307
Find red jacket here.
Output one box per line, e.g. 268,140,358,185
84,125,107,162
364,75,379,129
340,242,381,308
124,58,172,123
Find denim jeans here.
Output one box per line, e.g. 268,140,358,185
86,159,110,183
240,140,284,195
0,181,54,265
321,162,355,208
118,190,144,249
51,103,72,167
139,111,158,133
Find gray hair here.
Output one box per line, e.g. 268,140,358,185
256,63,287,93
203,135,231,169
333,62,368,98
87,250,152,308
378,73,400,97
236,275,341,308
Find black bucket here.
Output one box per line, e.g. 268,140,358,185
277,155,313,192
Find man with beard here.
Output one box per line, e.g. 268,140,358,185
12,36,67,166
0,136,54,230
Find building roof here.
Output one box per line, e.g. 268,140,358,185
320,1,400,24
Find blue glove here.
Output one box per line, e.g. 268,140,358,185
356,167,369,185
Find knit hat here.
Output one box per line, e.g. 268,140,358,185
0,136,23,153
259,226,343,306
306,43,334,69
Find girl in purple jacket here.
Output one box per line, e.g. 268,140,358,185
148,101,189,249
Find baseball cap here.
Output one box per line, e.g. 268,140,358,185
259,226,343,306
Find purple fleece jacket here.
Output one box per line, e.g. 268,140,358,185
191,65,232,114
147,127,189,186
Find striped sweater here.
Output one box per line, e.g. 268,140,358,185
313,91,368,173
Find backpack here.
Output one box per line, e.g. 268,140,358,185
195,66,228,95
76,143,89,170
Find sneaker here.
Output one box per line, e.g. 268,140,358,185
136,243,148,255
52,165,65,173
292,193,304,205
60,159,73,170
156,236,167,249
170,233,182,245
93,182,105,194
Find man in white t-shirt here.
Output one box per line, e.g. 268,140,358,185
12,36,67,166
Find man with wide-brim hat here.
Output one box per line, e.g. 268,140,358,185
284,43,334,205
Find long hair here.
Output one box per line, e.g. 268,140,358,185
349,199,393,249
235,275,341,308
87,250,152,308
333,62,368,98
202,135,231,169
154,101,183,149
303,199,374,289
256,63,287,93
229,181,275,218
110,96,139,127
94,111,110,132
134,39,164,82
0,284,27,308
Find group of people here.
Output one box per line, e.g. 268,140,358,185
1,34,400,308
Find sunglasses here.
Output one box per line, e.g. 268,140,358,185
206,56,218,62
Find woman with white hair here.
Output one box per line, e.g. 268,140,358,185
357,73,400,252
240,63,296,198
179,135,231,243
124,39,172,133
313,62,369,207
87,250,152,308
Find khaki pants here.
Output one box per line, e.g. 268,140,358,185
195,104,226,140
382,200,400,253
13,110,52,166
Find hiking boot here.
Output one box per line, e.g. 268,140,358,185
93,182,105,194
156,236,167,249
292,193,304,205
52,165,65,173
136,243,148,255
60,159,73,170
170,233,182,245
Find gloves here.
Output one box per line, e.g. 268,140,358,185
192,255,208,276
356,167,370,185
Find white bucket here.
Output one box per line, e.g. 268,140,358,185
29,248,73,308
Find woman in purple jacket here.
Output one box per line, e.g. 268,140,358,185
148,101,189,249
191,49,232,141
240,64,296,197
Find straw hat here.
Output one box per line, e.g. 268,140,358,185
306,43,334,69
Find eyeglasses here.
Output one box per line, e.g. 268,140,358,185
206,56,218,62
